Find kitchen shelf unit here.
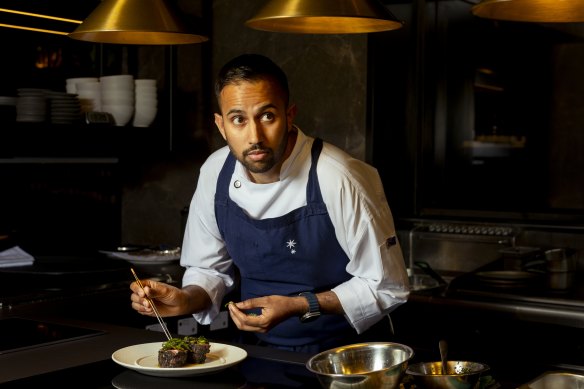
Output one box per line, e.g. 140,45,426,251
0,121,172,161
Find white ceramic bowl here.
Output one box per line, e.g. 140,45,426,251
77,89,101,98
100,77,134,92
102,96,135,107
100,74,134,84
66,77,99,93
133,106,157,127
67,77,99,84
76,81,101,93
102,104,134,126
135,97,157,107
134,85,158,93
135,79,157,87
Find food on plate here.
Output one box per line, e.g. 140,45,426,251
185,336,211,364
158,338,190,368
158,336,211,368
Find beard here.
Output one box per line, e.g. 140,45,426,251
234,126,290,174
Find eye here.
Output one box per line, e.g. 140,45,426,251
261,112,275,122
231,115,245,125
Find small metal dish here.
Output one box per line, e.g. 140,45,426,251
518,371,584,389
406,360,490,389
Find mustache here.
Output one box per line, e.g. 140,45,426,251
244,144,270,155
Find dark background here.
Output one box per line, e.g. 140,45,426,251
0,0,583,256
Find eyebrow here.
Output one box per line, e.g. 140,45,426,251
226,108,245,116
225,103,278,117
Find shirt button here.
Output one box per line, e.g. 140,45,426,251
234,180,241,188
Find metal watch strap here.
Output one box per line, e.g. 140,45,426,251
299,292,320,322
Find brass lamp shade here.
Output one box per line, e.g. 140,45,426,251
245,0,403,34
472,0,584,23
68,0,208,45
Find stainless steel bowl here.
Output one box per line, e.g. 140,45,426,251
306,342,414,389
406,360,490,389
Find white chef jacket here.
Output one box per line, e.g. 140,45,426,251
181,127,410,334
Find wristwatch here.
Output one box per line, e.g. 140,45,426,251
299,292,321,323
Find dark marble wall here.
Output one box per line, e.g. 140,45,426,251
120,0,370,246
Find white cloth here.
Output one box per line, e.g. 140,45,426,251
181,128,410,334
0,246,35,267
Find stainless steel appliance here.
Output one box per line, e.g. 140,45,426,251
404,221,517,279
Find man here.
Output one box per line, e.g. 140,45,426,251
131,54,410,353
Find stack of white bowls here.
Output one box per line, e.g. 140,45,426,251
66,77,99,94
75,81,101,113
133,79,158,127
100,75,135,126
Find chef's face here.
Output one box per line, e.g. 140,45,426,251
214,77,297,183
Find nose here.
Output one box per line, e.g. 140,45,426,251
248,119,265,144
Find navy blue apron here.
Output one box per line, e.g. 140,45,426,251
215,138,354,349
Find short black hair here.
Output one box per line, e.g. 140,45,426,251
214,54,289,106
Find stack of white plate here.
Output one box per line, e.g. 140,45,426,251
100,74,134,126
16,88,48,123
133,79,158,127
47,91,82,125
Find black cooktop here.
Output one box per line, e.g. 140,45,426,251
0,255,131,306
0,317,104,354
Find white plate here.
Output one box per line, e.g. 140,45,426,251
99,250,180,265
112,342,248,377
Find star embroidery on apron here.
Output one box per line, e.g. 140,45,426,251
286,239,297,254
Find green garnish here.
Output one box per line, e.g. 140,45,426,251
161,336,209,351
160,337,191,352
184,336,209,345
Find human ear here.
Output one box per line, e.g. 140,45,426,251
214,113,227,140
287,104,297,129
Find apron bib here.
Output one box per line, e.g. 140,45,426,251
215,139,353,347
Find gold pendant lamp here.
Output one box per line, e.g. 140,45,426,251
245,0,403,34
472,0,584,23
68,0,208,45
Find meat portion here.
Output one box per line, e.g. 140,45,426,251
157,336,211,367
158,348,188,368
185,336,211,364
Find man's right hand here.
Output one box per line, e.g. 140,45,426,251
130,280,212,317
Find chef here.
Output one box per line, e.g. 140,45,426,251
131,53,410,353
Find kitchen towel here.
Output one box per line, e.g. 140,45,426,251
0,246,35,267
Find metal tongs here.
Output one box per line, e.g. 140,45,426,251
130,267,172,340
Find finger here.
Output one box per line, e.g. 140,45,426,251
129,281,144,297
235,297,264,310
228,304,262,330
131,300,153,315
227,302,247,320
228,305,268,330
236,317,269,333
